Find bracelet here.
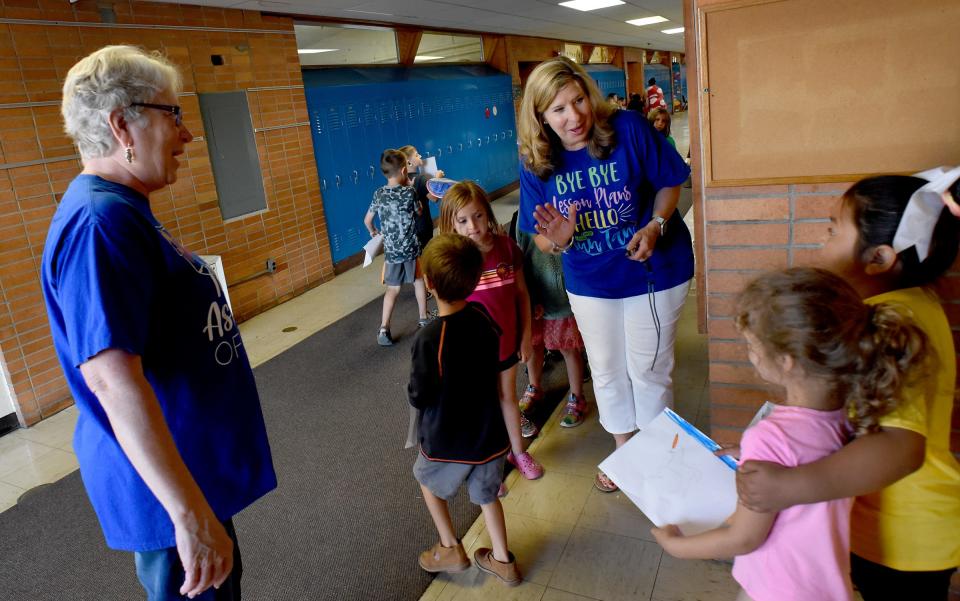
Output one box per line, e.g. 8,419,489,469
551,237,575,254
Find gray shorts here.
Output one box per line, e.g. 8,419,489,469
413,453,505,506
382,259,420,286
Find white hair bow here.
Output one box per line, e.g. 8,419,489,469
892,165,960,261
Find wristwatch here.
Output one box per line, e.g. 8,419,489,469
651,215,667,237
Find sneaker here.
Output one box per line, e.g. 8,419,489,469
474,548,521,587
417,316,433,328
418,540,470,573
520,413,539,438
377,327,393,346
507,451,543,480
559,393,589,428
518,385,543,413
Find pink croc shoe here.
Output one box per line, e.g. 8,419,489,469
507,451,544,480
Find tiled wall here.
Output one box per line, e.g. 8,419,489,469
0,0,335,425
702,183,960,456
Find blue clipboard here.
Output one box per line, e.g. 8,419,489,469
663,408,738,471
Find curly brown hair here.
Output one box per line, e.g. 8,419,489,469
735,268,929,436
517,57,617,179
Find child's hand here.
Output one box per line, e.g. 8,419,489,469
436,169,445,178
714,444,741,461
651,524,684,553
737,460,789,513
942,190,960,218
369,229,379,237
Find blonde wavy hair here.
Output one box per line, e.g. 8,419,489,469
438,180,502,236
517,57,616,179
735,268,929,437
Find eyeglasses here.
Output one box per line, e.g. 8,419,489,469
130,102,182,127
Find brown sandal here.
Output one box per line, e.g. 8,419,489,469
594,471,618,493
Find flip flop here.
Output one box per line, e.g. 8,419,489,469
594,471,618,493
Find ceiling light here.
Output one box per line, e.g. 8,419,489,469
415,55,445,61
298,49,338,54
626,16,668,27
661,27,685,34
558,0,625,12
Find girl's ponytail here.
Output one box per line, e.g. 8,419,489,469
844,303,929,436
737,268,930,437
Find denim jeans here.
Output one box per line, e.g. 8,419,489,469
134,519,242,601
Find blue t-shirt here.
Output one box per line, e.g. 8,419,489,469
41,175,277,552
519,110,693,298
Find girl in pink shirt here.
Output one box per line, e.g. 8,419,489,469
439,181,543,481
652,268,928,601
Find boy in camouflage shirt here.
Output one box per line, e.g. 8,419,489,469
364,149,430,346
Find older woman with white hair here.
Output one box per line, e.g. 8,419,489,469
41,45,276,600
516,57,693,494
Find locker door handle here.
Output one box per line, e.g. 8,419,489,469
476,137,482,147
485,136,490,144
352,170,359,184
508,129,513,137
321,178,327,191
493,133,499,141
447,145,453,154
368,165,375,178
458,143,463,152
335,175,342,189
436,148,443,158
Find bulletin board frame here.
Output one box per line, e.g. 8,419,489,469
698,0,960,187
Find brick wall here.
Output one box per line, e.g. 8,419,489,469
685,0,960,456
701,183,960,456
0,0,335,425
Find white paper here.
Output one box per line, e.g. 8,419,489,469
598,408,737,535
423,156,439,176
363,234,384,267
893,166,960,261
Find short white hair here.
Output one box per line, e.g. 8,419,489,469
61,45,181,159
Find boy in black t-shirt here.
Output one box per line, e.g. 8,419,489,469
409,233,522,587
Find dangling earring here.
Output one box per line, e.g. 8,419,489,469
124,146,134,164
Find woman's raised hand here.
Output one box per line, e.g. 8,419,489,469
532,203,578,248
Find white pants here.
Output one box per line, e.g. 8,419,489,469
568,281,690,434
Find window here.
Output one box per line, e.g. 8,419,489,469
415,32,483,63
294,24,398,65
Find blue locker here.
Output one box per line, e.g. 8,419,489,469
583,64,626,101
302,66,517,265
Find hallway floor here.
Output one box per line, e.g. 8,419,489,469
0,111,755,600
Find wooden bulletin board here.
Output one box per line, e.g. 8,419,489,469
700,0,960,186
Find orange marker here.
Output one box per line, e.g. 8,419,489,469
672,433,679,449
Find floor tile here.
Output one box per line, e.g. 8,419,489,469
0,480,25,512
500,471,594,526
576,487,657,543
0,436,59,478
15,407,77,449
549,527,662,601
541,588,601,601
434,565,547,601
1,448,78,490
464,513,575,587
651,555,739,601
529,428,614,480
